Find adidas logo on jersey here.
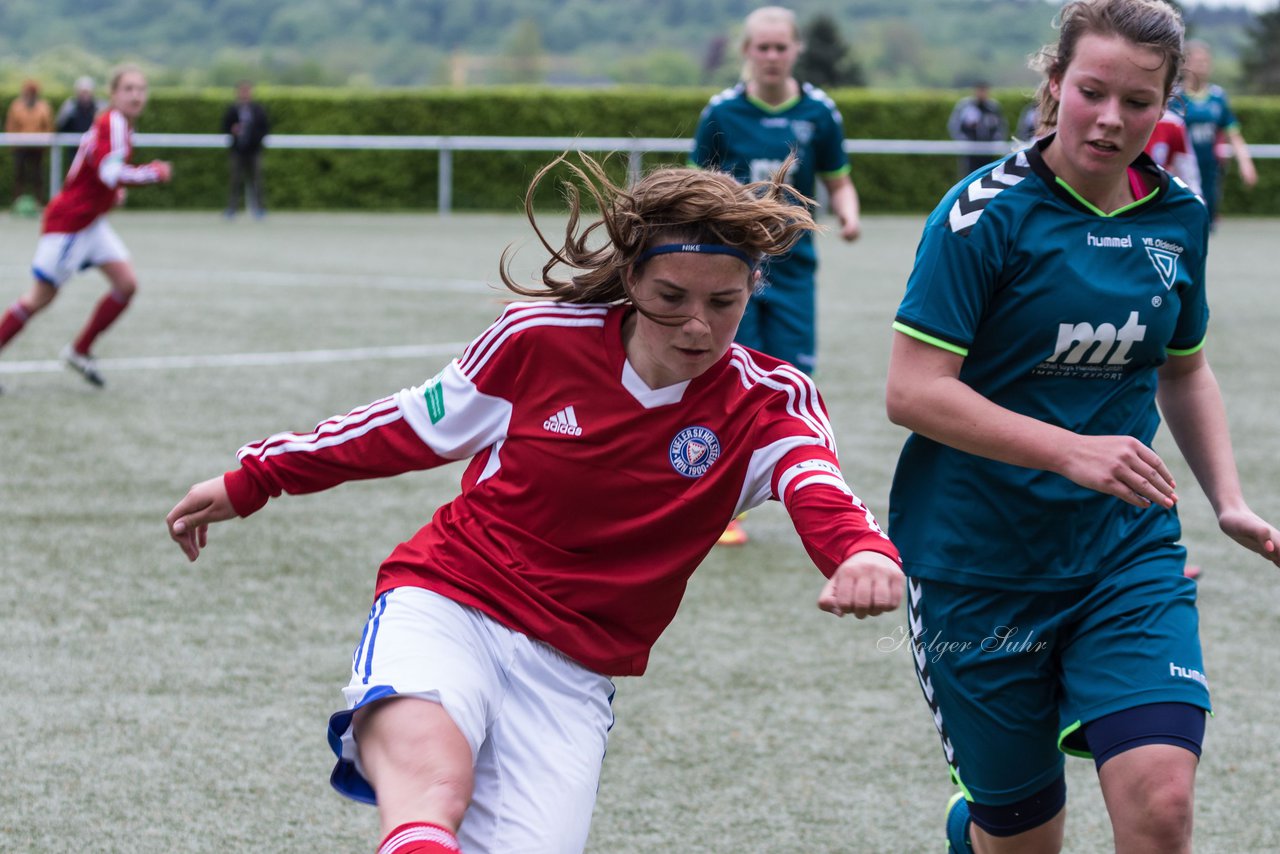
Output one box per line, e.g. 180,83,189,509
543,406,583,436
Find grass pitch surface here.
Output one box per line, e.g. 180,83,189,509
1,212,1277,852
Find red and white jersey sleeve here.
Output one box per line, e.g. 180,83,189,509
1144,111,1202,198
43,109,167,234
721,348,897,575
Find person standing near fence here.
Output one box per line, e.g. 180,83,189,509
221,80,269,219
947,81,1008,177
5,80,54,211
165,154,903,854
691,4,861,546
55,76,102,135
885,1,1280,851
0,65,171,392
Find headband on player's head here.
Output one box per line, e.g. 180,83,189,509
637,243,757,268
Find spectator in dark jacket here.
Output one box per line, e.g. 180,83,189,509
946,81,1008,177
221,81,270,219
56,76,102,134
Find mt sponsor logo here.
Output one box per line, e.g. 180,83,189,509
1033,310,1146,380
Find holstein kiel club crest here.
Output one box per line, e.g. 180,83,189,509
669,426,722,478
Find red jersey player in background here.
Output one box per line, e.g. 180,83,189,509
166,154,904,854
1144,107,1202,197
0,64,171,390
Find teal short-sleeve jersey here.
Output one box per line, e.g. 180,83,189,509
691,82,850,266
888,136,1210,590
1171,84,1238,176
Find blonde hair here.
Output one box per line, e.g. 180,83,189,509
1031,0,1183,131
501,153,816,307
740,6,802,82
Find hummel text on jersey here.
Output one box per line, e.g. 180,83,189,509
1170,661,1208,688
1087,232,1132,248
543,406,583,437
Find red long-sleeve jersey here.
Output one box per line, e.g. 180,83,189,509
43,108,167,234
225,302,899,675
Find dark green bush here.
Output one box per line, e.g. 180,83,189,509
2,86,1276,215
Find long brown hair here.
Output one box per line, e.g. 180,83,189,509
1030,0,1184,132
501,153,816,305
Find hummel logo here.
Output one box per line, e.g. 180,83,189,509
543,406,583,437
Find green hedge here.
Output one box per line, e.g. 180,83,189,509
2,86,1277,215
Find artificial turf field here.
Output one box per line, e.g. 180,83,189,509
1,210,1278,852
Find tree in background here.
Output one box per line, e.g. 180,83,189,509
794,14,865,88
1240,5,1280,94
498,19,547,84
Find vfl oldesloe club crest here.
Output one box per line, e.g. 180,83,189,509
669,426,721,478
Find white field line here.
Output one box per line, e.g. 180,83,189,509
0,342,469,374
148,269,496,293
0,267,499,293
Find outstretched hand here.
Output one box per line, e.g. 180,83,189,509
166,476,236,562
817,550,904,619
1057,433,1177,509
1218,507,1280,568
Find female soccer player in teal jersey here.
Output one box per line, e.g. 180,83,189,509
885,2,1280,852
691,5,861,378
1172,39,1257,227
693,5,863,546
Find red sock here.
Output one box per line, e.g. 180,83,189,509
0,302,30,351
377,822,461,854
73,290,132,355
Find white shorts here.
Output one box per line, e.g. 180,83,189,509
328,587,616,854
31,219,129,287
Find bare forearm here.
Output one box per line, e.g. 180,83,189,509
888,373,1074,474
1157,361,1246,515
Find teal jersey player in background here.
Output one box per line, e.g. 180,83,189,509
691,5,860,378
1171,39,1257,226
884,2,1280,853
692,5,862,548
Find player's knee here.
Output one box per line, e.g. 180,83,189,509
968,776,1066,837
1138,776,1194,840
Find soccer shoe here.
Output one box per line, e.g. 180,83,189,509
716,518,748,547
946,792,973,853
61,345,105,387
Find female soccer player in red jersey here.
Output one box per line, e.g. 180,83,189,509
166,155,903,854
0,64,171,390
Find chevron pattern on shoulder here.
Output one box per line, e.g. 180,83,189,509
947,150,1033,236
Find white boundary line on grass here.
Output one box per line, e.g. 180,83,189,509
148,269,499,292
0,342,469,374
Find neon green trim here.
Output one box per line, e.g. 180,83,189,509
1167,337,1207,357
1055,176,1158,217
892,321,969,357
1058,720,1093,759
817,164,852,180
949,767,974,802
686,159,701,169
746,92,801,114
